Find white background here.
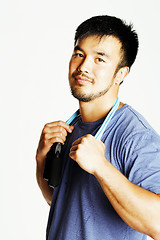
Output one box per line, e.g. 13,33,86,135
0,0,160,239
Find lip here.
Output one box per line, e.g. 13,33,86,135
75,76,93,85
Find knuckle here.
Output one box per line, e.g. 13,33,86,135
77,143,82,152
44,123,48,127
77,144,81,150
82,135,89,143
75,150,80,158
86,134,91,137
58,126,67,136
82,135,87,140
43,132,49,140
56,132,62,137
57,120,63,126
57,132,65,140
50,138,58,145
42,128,46,134
44,122,50,129
42,124,49,134
43,138,49,146
62,134,66,141
55,136,59,142
87,134,92,139
57,126,63,132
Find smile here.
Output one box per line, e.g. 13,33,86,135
75,76,93,85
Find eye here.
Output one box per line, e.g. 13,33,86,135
72,52,84,58
96,58,105,63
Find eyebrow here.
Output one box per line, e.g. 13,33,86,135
95,51,110,59
74,45,110,59
74,45,83,52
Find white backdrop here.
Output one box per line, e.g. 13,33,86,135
0,0,160,239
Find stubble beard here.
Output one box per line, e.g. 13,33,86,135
70,82,113,102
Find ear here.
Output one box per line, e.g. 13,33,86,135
114,66,129,85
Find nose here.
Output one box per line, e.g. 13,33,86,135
77,57,91,73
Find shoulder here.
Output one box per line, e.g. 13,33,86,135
102,104,160,170
108,104,160,141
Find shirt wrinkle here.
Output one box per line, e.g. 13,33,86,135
46,104,160,240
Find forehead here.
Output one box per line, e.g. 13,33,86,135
75,35,122,59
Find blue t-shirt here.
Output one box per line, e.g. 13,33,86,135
46,104,160,240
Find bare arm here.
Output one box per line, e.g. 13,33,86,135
36,155,53,206
95,159,160,239
36,121,74,205
69,134,160,239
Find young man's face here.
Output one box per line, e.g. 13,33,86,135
68,35,123,102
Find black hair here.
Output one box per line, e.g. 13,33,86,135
74,15,139,69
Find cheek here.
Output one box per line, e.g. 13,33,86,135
68,60,77,83
69,59,72,71
94,67,107,80
69,60,74,76
70,58,80,68
94,66,115,81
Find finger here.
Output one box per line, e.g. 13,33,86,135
45,126,68,137
70,144,79,152
49,136,66,145
71,137,83,146
69,149,76,160
45,121,74,133
42,127,67,143
47,132,67,143
71,134,93,146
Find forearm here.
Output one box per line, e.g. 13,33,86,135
36,159,53,206
70,134,160,238
94,158,160,239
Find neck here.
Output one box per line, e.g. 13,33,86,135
79,93,119,123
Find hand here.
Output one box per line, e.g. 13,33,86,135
36,121,74,167
69,134,106,175
35,120,74,205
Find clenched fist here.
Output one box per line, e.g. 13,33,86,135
69,134,106,175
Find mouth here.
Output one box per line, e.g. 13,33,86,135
72,73,94,86
75,76,93,85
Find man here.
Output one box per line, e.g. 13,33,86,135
36,15,160,240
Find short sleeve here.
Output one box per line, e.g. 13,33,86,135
123,130,160,194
